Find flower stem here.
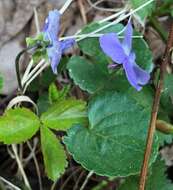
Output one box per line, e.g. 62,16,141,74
139,22,173,190
15,49,28,92
15,45,40,93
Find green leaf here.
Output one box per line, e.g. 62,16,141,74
130,0,155,24
78,22,124,64
160,73,173,119
68,56,153,94
163,73,173,96
26,33,45,47
26,33,49,63
41,126,67,181
64,91,158,177
118,157,173,190
49,83,70,104
0,108,40,144
37,93,50,115
133,36,153,72
49,83,60,103
67,56,109,94
41,99,87,131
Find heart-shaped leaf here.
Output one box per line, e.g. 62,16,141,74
64,91,158,177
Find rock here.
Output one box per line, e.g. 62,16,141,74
0,0,45,48
0,37,23,95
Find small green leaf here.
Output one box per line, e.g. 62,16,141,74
49,83,70,104
41,126,67,181
118,157,173,190
49,83,60,103
26,33,49,63
26,33,49,49
41,99,87,131
0,108,40,144
64,91,158,177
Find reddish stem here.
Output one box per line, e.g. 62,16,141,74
139,22,173,190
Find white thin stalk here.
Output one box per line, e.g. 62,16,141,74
23,62,49,93
12,144,31,190
76,0,154,42
60,34,143,40
34,7,40,34
27,140,43,190
21,59,34,86
74,7,126,35
99,7,127,23
80,171,94,190
87,0,123,12
22,59,45,86
59,0,74,14
0,176,21,190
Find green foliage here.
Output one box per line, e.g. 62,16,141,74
68,22,153,94
160,73,173,118
49,83,70,104
41,99,87,131
37,93,50,115
26,33,49,63
163,73,173,96
28,68,56,92
78,22,124,64
77,21,153,71
130,0,155,24
67,56,110,94
132,36,153,72
68,55,153,94
64,91,158,177
0,108,40,144
2,4,172,185
118,157,173,190
41,126,67,181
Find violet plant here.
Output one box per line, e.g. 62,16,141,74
0,0,173,190
99,21,150,91
43,9,75,74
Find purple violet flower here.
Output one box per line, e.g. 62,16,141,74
43,10,75,74
99,21,150,91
